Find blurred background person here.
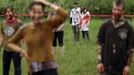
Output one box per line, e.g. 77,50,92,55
0,6,23,75
80,6,90,42
70,2,81,42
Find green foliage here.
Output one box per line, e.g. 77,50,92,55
0,0,134,14
125,0,134,14
0,0,32,14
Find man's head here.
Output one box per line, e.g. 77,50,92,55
112,0,125,20
3,6,15,20
73,2,78,8
29,2,45,24
81,6,87,14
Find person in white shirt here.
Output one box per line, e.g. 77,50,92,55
70,2,81,41
80,7,90,41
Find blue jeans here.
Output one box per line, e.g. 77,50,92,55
82,31,89,41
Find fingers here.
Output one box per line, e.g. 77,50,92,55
123,70,129,75
97,63,104,73
25,54,30,61
123,66,130,75
98,66,104,72
100,66,104,72
20,50,30,61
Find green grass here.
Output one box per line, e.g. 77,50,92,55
0,18,134,75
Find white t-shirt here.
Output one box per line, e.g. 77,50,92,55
80,11,90,31
70,7,81,26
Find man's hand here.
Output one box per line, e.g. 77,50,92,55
0,37,3,46
20,50,30,60
123,66,130,75
97,63,105,73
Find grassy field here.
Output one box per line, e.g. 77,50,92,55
0,18,134,75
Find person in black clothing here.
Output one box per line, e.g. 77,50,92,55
96,0,134,75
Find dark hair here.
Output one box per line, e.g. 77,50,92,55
81,6,88,14
73,2,78,5
115,0,123,6
113,0,125,10
3,6,14,15
29,2,45,11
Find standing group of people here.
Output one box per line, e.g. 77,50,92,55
0,0,68,75
0,0,134,75
70,2,91,42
